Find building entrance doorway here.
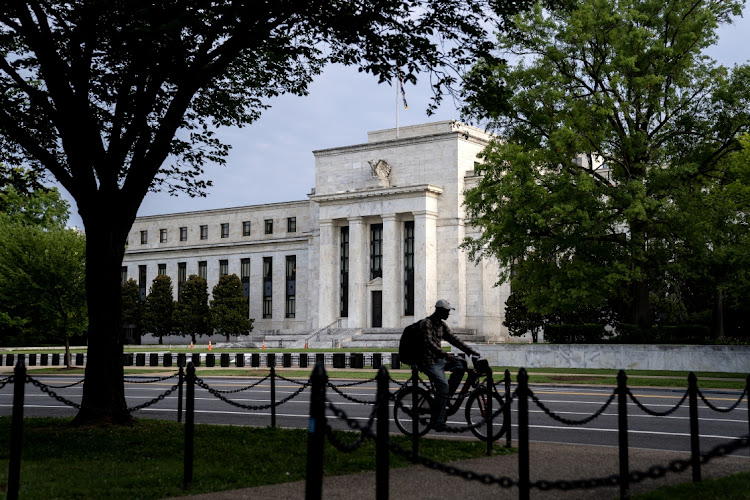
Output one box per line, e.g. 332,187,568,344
371,291,382,327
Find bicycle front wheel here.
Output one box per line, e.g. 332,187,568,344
393,386,433,437
465,386,506,442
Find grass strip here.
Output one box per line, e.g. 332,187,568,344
633,471,750,499
0,417,510,499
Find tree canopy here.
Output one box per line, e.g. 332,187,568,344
0,211,86,364
462,0,750,330
174,275,209,344
210,274,253,341
0,0,540,423
143,275,175,344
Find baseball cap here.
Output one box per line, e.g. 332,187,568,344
435,299,455,310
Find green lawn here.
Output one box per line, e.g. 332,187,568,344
0,417,510,499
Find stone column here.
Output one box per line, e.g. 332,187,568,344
348,217,367,328
382,214,400,328
414,211,438,320
317,219,336,328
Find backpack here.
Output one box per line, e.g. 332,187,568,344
398,319,424,365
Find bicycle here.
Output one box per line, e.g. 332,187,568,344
393,356,507,442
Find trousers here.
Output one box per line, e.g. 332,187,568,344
420,357,467,426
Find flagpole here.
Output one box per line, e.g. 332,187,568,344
396,74,400,139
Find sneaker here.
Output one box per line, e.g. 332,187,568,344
432,423,447,432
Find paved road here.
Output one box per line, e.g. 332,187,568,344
1,370,747,457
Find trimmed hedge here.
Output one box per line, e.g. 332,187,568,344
544,324,606,344
610,324,711,344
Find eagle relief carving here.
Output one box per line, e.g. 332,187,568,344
368,159,392,180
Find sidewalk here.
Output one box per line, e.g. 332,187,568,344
167,440,750,500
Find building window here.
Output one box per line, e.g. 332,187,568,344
370,223,383,280
158,263,166,275
121,266,128,287
138,265,147,301
219,259,228,277
404,221,415,316
240,258,250,299
200,225,208,240
286,255,296,318
287,217,296,233
242,221,251,236
198,261,207,280
160,229,167,243
340,226,349,317
264,219,273,234
263,257,272,318
178,262,186,298
140,230,148,244
221,223,229,238
180,227,187,241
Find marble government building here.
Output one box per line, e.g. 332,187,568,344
123,121,511,343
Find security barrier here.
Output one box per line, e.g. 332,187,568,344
3,360,748,499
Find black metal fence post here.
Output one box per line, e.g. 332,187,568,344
617,370,630,499
8,360,26,500
485,364,494,456
376,365,390,500
517,368,530,500
504,369,512,449
177,365,184,423
270,365,276,428
688,372,701,482
183,362,195,490
746,374,749,458
305,362,327,500
411,364,419,459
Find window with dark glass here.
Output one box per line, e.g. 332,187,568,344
180,227,187,241
140,230,148,244
263,257,272,318
264,219,273,234
138,265,147,301
285,255,296,318
178,262,186,298
198,261,207,279
287,217,296,233
370,223,383,279
340,226,349,317
240,258,250,299
200,225,208,240
160,229,167,243
158,263,166,275
242,221,251,236
219,259,228,277
121,266,128,287
220,223,229,238
404,221,415,316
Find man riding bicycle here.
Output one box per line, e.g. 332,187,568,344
418,299,480,431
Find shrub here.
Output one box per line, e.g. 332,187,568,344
544,324,606,344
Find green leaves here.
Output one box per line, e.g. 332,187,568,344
463,0,750,328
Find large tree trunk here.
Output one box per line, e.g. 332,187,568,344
73,205,134,425
713,288,725,339
630,280,651,329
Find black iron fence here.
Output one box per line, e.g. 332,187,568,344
3,361,749,500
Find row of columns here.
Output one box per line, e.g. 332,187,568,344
318,212,438,329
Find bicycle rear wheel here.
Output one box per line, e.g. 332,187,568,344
393,386,432,437
465,386,506,442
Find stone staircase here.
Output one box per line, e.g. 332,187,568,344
218,326,488,350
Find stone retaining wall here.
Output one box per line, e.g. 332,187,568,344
472,344,750,373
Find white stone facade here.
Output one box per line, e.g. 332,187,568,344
123,121,511,340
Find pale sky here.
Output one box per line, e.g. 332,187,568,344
59,10,749,230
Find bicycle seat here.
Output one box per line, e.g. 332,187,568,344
472,357,490,372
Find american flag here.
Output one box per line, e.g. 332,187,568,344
399,72,408,110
